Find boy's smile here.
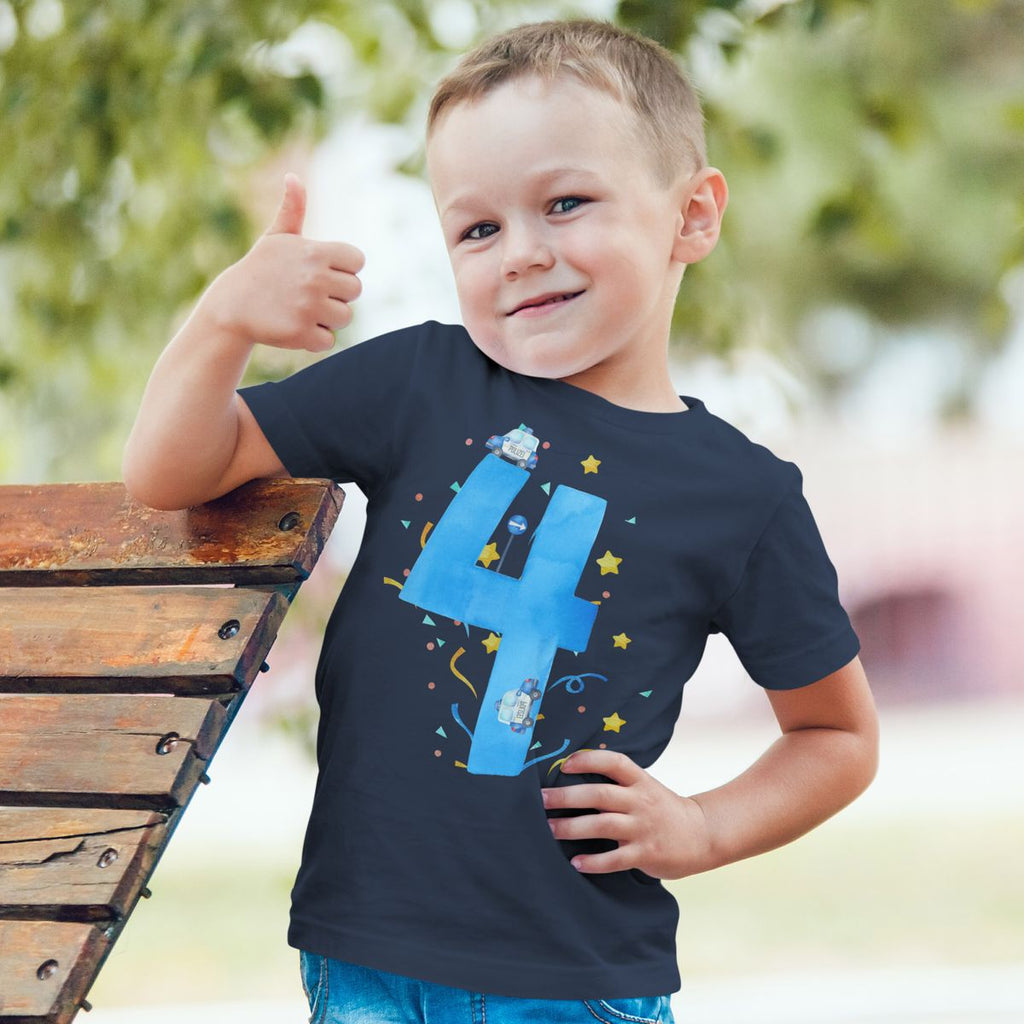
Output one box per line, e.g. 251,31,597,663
506,290,585,317
426,75,723,410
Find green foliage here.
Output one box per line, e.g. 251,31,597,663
0,0,603,481
0,1,331,481
620,0,1024,369
1,0,1022,482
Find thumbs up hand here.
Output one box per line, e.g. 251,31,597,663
265,171,308,236
208,173,365,353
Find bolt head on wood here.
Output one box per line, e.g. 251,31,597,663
156,732,180,755
37,959,59,981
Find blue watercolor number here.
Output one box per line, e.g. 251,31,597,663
400,454,606,776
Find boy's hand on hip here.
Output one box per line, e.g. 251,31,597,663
207,172,365,353
542,750,714,881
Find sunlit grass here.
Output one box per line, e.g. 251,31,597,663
88,858,303,1006
86,812,1022,1008
670,814,1024,977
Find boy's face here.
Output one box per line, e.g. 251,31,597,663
426,75,698,386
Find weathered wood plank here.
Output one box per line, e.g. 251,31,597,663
0,477,345,1021
0,808,165,844
0,809,167,921
0,695,227,809
0,586,288,694
0,920,106,1021
0,478,343,585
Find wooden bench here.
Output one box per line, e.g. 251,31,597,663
0,478,342,1023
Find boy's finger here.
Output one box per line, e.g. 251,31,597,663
265,172,306,236
325,241,366,274
307,324,337,351
549,810,630,842
560,749,643,784
542,783,629,811
567,849,630,875
330,275,362,304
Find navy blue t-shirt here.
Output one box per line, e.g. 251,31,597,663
238,320,860,999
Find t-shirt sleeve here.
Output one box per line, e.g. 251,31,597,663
708,466,861,689
236,326,414,498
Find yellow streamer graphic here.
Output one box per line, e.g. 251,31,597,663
449,646,477,699
548,747,595,777
383,577,404,589
420,521,434,549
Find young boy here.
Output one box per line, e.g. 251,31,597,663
123,18,877,1024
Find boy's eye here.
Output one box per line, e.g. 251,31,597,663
551,196,587,214
462,222,499,241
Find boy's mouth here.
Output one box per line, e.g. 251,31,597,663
506,291,584,316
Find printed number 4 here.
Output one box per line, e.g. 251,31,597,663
400,454,606,776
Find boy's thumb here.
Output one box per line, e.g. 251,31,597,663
265,172,306,236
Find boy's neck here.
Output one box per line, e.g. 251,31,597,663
557,356,688,414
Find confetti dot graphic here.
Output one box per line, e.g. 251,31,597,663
428,681,436,690
577,705,586,714
426,642,435,651
415,493,423,501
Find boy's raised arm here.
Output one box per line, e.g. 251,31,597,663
122,174,364,510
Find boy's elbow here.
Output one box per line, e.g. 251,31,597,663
850,730,879,805
859,712,881,795
844,695,880,805
121,446,192,511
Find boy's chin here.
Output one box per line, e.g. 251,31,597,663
466,331,585,381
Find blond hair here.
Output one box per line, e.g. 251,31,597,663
426,19,706,185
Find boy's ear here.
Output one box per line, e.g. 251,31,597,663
672,167,729,265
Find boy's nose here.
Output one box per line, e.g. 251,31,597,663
501,228,555,279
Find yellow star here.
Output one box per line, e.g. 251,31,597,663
596,550,622,575
581,454,601,474
603,712,627,733
481,632,501,654
612,632,631,649
478,542,500,567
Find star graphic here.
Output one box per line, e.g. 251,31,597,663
596,550,622,575
581,454,601,474
481,632,501,654
612,632,632,649
602,712,626,733
478,542,500,567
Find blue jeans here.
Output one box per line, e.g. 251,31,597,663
299,950,676,1024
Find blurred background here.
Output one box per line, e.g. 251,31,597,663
2,0,1022,1021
